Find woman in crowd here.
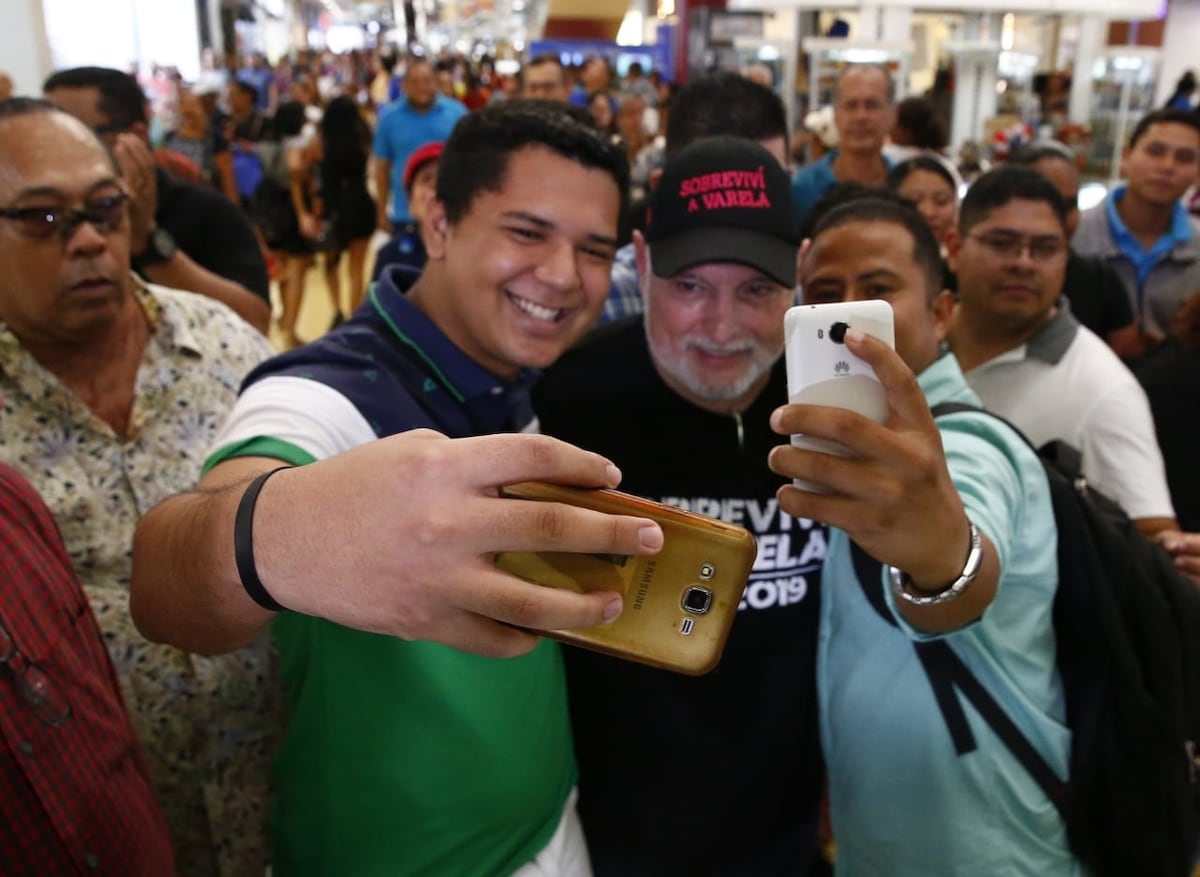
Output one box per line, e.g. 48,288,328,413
300,95,377,317
262,100,317,347
888,155,960,251
888,155,960,291
885,95,950,164
165,89,239,202
587,90,615,134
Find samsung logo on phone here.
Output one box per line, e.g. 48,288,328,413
633,560,656,611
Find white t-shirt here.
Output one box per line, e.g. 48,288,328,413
962,307,1175,521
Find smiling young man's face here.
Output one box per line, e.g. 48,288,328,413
416,145,620,378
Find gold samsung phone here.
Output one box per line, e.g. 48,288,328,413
496,482,757,675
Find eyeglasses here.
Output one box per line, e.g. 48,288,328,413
0,619,71,727
966,231,1067,263
0,192,129,242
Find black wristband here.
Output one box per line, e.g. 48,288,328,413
234,466,292,612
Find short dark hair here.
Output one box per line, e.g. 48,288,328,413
1008,139,1076,167
797,181,879,241
0,96,60,123
273,100,307,139
812,195,944,300
232,79,259,104
42,66,147,129
887,155,958,194
437,99,630,226
526,53,565,73
958,166,1068,234
1128,108,1200,148
893,97,946,149
664,72,788,158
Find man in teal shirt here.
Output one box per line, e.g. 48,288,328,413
772,196,1079,875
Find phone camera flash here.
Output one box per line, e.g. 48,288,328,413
830,321,849,344
682,586,713,615
698,563,715,580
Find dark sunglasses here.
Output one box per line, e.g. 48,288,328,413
0,192,129,241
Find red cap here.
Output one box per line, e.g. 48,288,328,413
403,141,444,192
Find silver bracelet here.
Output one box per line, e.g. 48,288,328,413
888,519,983,607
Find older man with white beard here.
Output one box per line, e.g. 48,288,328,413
533,136,827,876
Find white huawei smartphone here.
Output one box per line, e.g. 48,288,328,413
783,300,897,492
495,482,756,676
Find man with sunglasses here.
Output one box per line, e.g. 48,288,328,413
947,167,1200,579
43,66,270,333
0,461,175,874
0,97,280,876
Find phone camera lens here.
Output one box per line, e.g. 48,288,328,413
682,586,713,615
830,322,849,344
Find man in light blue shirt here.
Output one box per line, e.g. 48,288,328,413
373,57,467,228
771,196,1080,876
1073,109,1200,344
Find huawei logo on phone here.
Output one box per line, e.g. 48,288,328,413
834,361,850,375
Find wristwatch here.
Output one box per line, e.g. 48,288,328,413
132,226,178,271
889,519,983,607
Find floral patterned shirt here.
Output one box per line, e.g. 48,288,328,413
0,278,282,877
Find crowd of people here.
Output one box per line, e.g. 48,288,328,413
0,41,1198,877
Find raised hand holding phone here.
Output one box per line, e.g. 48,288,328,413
783,300,896,491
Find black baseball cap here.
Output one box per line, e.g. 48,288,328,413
644,136,800,287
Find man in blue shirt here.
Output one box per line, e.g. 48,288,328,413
790,65,893,223
373,57,466,229
237,53,276,114
772,196,1079,875
1073,109,1200,347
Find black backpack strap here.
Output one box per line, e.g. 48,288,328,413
850,542,979,756
917,640,1067,809
924,401,1070,808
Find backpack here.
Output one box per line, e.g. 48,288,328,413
246,143,296,246
850,402,1200,877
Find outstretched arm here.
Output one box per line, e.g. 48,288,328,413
768,330,1001,633
131,430,663,656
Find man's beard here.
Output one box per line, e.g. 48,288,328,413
648,331,781,406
